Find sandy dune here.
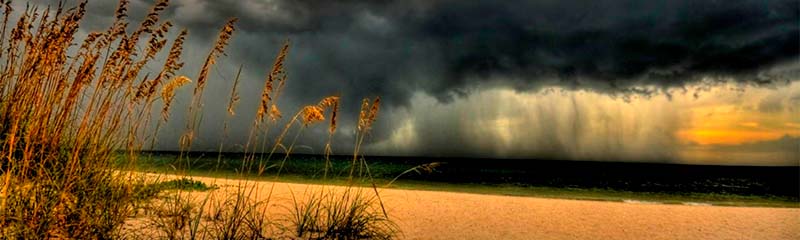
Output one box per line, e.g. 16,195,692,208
144,175,800,239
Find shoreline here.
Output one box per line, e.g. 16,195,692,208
127,170,800,208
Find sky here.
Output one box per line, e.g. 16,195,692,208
26,0,800,165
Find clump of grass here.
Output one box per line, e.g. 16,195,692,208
0,0,191,238
140,184,275,239
291,188,398,239
0,0,400,239
156,178,218,192
1,172,139,239
286,95,398,239
204,187,273,240
145,193,206,240
130,177,217,203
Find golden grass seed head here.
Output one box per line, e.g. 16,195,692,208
257,40,290,123
367,96,381,126
301,105,325,126
257,79,273,122
317,96,340,134
114,0,129,21
226,65,242,116
318,96,339,108
227,94,240,116
358,98,370,131
269,104,282,122
330,100,339,134
195,18,236,96
162,75,191,99
161,75,191,120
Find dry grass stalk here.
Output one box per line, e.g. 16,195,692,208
302,106,325,125
215,65,244,170
350,96,381,179
367,97,381,130
330,100,339,134
195,18,237,96
270,105,282,121
0,1,200,238
227,66,242,116
146,28,187,104
0,0,395,238
114,0,129,21
139,0,168,34
318,96,340,134
358,99,370,131
0,0,12,61
257,41,290,122
180,17,237,166
357,97,381,132
164,29,188,78
161,76,191,120
319,96,340,178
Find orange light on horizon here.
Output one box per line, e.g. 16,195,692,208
677,129,798,145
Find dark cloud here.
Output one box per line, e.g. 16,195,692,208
49,0,797,104
18,0,800,163
156,0,799,101
156,0,799,151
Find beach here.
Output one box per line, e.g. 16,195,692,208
135,175,800,239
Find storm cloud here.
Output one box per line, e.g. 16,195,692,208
42,0,800,103
22,0,800,163
188,0,798,96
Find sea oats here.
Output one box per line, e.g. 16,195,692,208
317,96,340,134
133,73,152,102
269,104,282,122
162,29,187,80
358,98,370,131
0,0,12,60
329,99,339,134
134,0,167,37
227,65,242,116
114,0,129,21
257,79,273,122
258,41,290,122
195,18,236,96
366,97,381,130
318,96,339,108
161,75,191,120
301,105,325,126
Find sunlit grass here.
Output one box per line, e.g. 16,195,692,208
0,0,395,238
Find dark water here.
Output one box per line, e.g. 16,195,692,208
139,152,800,199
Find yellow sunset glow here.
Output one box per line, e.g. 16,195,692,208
678,129,795,145
675,82,799,145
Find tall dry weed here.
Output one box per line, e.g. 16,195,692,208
0,0,396,239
